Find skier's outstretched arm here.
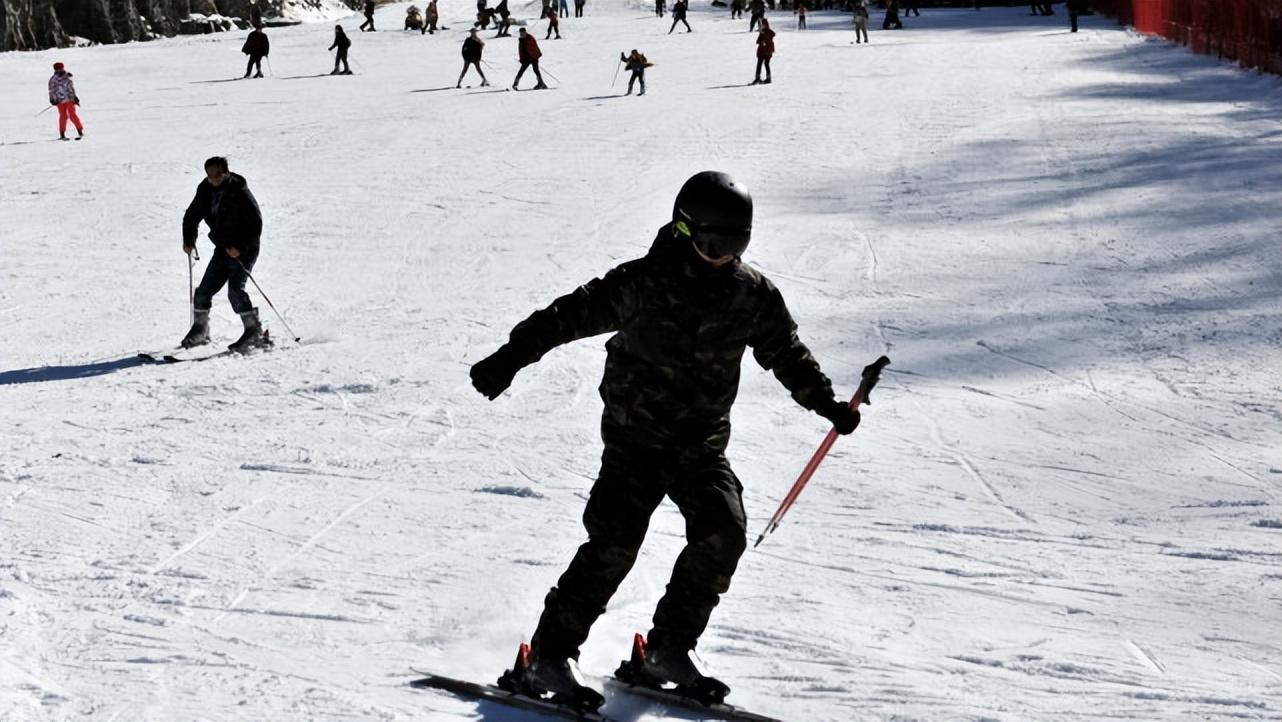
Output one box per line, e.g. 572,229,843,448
470,262,641,400
749,281,859,434
181,184,207,251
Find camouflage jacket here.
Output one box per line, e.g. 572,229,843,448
500,224,836,447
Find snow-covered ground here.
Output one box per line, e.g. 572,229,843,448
1,3,1279,720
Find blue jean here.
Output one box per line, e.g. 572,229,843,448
194,250,256,314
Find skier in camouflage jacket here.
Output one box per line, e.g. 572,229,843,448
471,171,860,700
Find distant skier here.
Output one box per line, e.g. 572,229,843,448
752,17,774,84
424,0,439,33
546,7,562,39
471,170,860,710
853,1,869,43
903,0,919,17
621,49,650,96
493,0,512,36
180,156,268,353
1068,0,1085,32
748,0,765,31
559,0,569,15
795,2,806,29
458,28,490,87
329,25,352,75
882,0,902,29
360,0,377,31
668,0,691,33
513,28,548,90
241,28,269,78
730,0,744,19
655,0,665,18
574,0,585,18
47,62,84,141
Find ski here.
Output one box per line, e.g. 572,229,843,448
605,679,780,722
139,347,229,363
409,670,617,722
608,633,781,722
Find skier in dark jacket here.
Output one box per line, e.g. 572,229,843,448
513,28,547,90
181,156,268,352
458,29,490,87
472,171,860,709
494,0,513,36
329,25,352,74
621,49,650,96
883,0,902,28
668,0,691,32
360,0,377,31
242,28,269,78
748,0,765,30
753,18,775,84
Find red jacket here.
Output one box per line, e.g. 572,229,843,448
519,34,542,62
756,28,775,58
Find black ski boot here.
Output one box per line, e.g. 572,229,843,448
181,309,211,348
228,308,271,353
617,633,730,706
498,643,605,712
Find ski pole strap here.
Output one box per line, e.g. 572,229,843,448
754,355,890,548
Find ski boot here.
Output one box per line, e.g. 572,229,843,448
615,633,730,706
228,308,272,353
498,643,605,712
181,309,211,348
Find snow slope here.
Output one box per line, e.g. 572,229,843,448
1,3,1279,720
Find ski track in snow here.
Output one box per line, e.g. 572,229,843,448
2,3,1280,721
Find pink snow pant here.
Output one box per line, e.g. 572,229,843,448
57,101,83,135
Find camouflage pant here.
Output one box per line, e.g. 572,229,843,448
530,424,748,661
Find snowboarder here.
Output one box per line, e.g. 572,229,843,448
458,28,490,87
621,49,650,96
546,7,562,39
242,28,269,78
329,25,352,75
180,157,268,353
668,0,691,33
513,28,547,90
424,0,440,33
47,62,83,141
753,17,774,84
360,0,377,31
882,0,902,29
470,171,860,708
853,1,869,42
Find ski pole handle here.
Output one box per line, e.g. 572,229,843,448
754,355,890,548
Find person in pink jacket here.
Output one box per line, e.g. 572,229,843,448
48,62,84,140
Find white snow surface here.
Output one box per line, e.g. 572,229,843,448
1,3,1280,721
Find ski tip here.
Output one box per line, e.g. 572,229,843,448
752,533,765,549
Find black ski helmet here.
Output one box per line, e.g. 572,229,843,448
672,171,753,260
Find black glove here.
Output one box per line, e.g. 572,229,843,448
470,345,525,400
819,399,860,435
50,98,57,106
73,96,80,105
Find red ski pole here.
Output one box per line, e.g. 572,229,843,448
754,355,889,548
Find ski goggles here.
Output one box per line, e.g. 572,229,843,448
675,220,751,261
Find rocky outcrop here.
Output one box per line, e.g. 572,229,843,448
1,0,357,50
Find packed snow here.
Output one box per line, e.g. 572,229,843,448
1,2,1279,720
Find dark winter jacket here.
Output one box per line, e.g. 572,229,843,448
462,35,484,61
182,173,263,259
364,0,376,15
756,27,775,58
518,33,542,62
494,225,835,448
672,0,687,19
329,29,351,50
242,29,269,56
623,51,650,72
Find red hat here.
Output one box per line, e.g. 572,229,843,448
53,62,65,70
